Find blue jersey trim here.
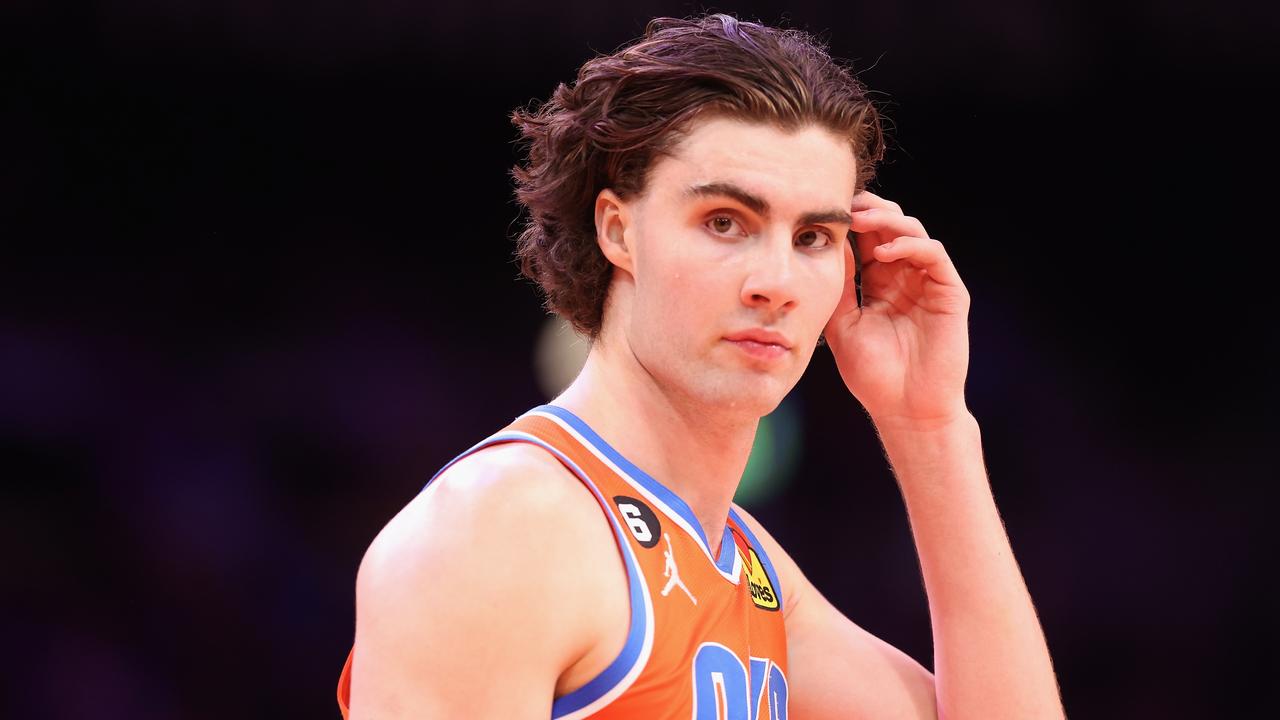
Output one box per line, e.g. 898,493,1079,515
727,507,785,614
421,431,650,717
536,404,738,576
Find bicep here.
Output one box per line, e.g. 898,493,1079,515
348,454,596,719
786,588,937,719
732,504,937,720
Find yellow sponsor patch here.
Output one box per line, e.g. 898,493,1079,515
740,546,780,611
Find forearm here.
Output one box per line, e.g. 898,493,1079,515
875,412,1063,720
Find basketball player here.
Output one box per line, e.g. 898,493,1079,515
337,14,1064,719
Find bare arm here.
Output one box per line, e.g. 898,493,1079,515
346,444,623,719
818,189,1063,718
736,414,1062,720
876,413,1063,719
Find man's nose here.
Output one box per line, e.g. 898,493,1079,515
739,232,799,313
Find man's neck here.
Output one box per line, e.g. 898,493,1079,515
553,338,758,548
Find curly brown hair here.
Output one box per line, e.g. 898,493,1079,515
510,13,887,340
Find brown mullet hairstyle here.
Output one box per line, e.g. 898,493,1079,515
510,13,887,341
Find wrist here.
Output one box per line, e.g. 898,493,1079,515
870,406,976,436
874,411,987,496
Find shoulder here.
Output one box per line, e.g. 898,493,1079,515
350,441,625,711
366,443,597,553
358,441,612,608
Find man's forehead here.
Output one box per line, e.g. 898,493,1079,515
652,119,857,208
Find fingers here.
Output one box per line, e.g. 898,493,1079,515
850,190,902,214
871,235,963,287
847,193,961,289
848,198,930,283
849,207,927,239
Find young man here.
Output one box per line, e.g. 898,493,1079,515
337,14,1064,719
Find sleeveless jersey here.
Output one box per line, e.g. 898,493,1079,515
336,403,789,719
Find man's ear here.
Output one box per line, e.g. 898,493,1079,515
595,188,634,275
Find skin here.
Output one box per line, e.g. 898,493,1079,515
348,115,1065,718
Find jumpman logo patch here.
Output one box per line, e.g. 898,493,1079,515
661,533,697,605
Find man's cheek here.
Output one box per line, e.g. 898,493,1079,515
822,276,846,319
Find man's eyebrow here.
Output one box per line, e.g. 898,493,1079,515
683,181,853,227
798,207,854,227
685,182,771,217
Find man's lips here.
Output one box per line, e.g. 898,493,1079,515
723,329,792,360
723,329,792,349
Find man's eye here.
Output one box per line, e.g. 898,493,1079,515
707,216,741,235
797,229,833,249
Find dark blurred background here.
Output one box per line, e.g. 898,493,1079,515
3,1,1276,718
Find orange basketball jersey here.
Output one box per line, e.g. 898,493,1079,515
336,403,790,718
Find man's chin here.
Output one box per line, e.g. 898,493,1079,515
692,374,790,417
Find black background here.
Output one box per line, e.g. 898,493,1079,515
3,1,1276,718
